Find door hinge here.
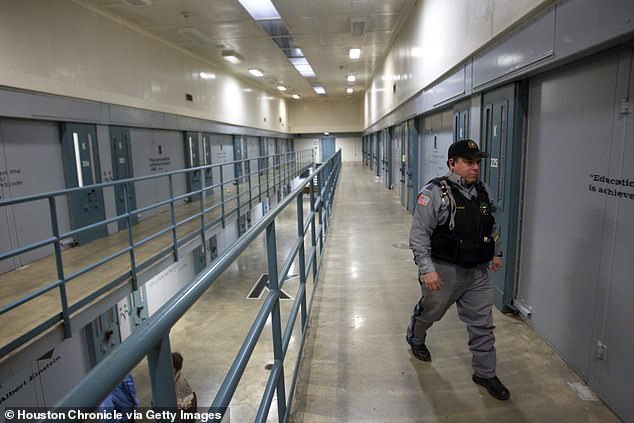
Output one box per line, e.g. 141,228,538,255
620,98,631,115
596,341,608,360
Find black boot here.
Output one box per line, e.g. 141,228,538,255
410,343,431,361
472,375,510,400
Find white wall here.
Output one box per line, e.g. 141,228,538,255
289,97,363,133
0,0,289,132
145,253,195,317
294,137,361,163
364,0,549,126
0,333,91,408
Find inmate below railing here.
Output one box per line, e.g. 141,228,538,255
0,149,313,358
49,150,342,423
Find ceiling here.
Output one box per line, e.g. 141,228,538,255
75,0,418,100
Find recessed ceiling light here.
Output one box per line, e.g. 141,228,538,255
249,69,264,77
237,0,280,20
346,87,353,94
199,72,216,79
222,50,243,64
277,85,287,92
347,74,356,83
313,86,326,95
292,94,301,99
349,48,361,59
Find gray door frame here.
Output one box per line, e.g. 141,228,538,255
110,126,137,230
184,131,201,200
480,82,526,311
61,122,107,244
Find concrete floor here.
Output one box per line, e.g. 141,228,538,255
286,163,621,423
0,162,623,422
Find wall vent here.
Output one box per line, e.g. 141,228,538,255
178,28,213,44
121,0,152,6
350,18,368,36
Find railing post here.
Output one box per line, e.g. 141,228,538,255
147,334,178,410
265,157,269,199
49,196,71,339
199,169,207,261
296,193,308,328
248,159,253,211
258,162,262,204
265,222,287,421
309,174,317,281
317,171,324,253
272,156,277,200
123,183,138,290
168,174,179,261
236,166,241,232
220,165,226,228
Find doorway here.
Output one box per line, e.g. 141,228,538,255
61,123,107,244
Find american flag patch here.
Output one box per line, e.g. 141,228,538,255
418,195,430,206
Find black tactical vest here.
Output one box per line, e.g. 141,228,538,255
430,178,495,268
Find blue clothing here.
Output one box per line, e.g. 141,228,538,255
99,374,138,423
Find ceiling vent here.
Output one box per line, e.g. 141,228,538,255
178,28,213,44
121,0,152,6
350,18,368,36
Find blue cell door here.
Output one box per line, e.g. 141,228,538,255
110,126,137,230
453,109,470,141
406,119,419,213
184,131,201,200
480,82,526,311
202,133,213,193
320,137,335,162
62,123,107,244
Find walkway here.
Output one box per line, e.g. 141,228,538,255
289,163,619,422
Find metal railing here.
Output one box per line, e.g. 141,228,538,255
0,149,314,358
50,150,342,423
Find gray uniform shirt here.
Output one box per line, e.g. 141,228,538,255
409,171,502,275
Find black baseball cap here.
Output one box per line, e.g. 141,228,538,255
448,139,488,159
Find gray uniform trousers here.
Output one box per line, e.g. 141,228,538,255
406,259,496,378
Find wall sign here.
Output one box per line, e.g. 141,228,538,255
148,157,171,172
0,168,24,188
588,173,634,200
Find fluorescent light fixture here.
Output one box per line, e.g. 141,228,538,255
313,86,326,95
200,72,216,79
296,66,315,77
290,57,316,77
292,94,301,99
289,57,308,66
243,88,253,92
347,74,356,83
249,68,264,77
295,65,315,77
237,0,281,20
277,85,287,92
323,132,330,136
346,87,353,94
349,48,361,59
222,50,242,64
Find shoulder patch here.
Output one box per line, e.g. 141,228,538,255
418,195,430,206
